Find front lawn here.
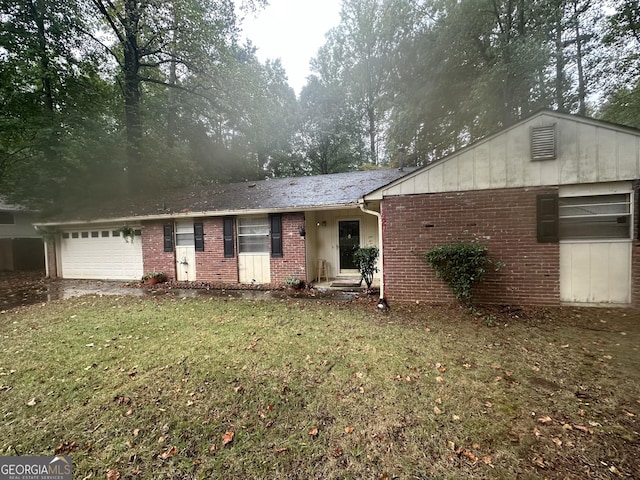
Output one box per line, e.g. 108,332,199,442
0,295,638,479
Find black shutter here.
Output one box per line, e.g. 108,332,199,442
270,214,283,258
537,194,559,243
194,222,204,252
223,217,234,258
163,224,174,252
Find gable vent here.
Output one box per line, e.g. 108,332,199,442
530,124,556,161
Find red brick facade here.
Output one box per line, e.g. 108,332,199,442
381,187,561,305
270,212,307,284
141,213,307,285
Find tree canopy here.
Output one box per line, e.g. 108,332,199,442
0,0,636,214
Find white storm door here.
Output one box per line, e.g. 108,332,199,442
237,216,271,284
175,221,196,281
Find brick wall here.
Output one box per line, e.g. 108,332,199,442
142,214,307,285
270,212,307,285
194,217,238,283
141,222,176,280
381,187,560,305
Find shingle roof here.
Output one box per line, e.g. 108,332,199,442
41,169,414,224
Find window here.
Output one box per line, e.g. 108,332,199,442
72,232,79,239
238,217,269,253
0,212,15,224
81,232,89,238
63,232,70,239
91,231,99,238
176,222,195,247
101,231,109,237
559,194,631,240
112,230,121,237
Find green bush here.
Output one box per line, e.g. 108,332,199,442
353,246,379,289
424,241,502,306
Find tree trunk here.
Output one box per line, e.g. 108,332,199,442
123,0,143,194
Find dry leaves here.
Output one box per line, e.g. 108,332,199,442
157,445,178,460
106,468,121,480
222,430,235,446
308,427,319,437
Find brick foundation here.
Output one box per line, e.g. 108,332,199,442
381,187,560,305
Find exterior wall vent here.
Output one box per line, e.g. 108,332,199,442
530,124,556,161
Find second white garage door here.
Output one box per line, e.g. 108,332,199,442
59,227,143,280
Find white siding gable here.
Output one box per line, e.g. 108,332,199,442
368,112,640,199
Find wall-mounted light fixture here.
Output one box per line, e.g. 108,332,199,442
316,220,327,227
298,225,306,237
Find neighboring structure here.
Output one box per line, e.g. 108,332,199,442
363,110,640,306
0,198,44,271
36,169,412,285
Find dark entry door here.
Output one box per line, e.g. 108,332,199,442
338,220,360,272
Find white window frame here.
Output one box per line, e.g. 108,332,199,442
237,216,269,254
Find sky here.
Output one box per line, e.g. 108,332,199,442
239,0,343,95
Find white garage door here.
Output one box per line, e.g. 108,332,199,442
60,227,143,280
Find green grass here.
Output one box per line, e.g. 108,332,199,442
1,295,639,479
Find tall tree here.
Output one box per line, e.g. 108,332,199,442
87,0,240,192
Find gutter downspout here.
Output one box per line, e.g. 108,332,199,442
359,200,384,299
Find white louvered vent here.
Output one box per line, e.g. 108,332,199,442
530,124,556,161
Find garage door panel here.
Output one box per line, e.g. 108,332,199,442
60,229,143,280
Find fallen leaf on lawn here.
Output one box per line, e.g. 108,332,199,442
435,397,442,404
560,344,569,348
533,427,542,437
186,400,194,407
234,386,244,394
222,430,235,446
436,376,444,383
623,410,635,417
537,415,553,424
86,343,94,347
344,426,354,434
552,437,562,447
462,450,478,464
609,466,623,476
452,414,461,421
26,398,36,406
562,423,573,430
209,444,218,453
308,427,319,437
126,408,133,416
433,406,442,415
533,456,546,468
157,445,178,460
573,424,592,434
161,424,170,434
274,447,288,454
106,468,121,480
332,447,343,457
447,440,456,451
133,428,140,437
481,456,493,465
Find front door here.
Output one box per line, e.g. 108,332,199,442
338,220,360,274
175,221,196,281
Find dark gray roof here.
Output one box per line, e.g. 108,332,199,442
41,168,414,224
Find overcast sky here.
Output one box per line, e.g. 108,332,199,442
239,0,343,95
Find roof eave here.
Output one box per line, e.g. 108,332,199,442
34,203,362,227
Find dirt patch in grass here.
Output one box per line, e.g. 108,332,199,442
0,296,638,479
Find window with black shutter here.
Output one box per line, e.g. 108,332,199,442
537,194,559,243
270,214,283,258
223,217,235,258
194,222,204,251
163,224,174,252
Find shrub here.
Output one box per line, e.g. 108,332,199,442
283,276,305,289
424,241,503,307
353,246,379,289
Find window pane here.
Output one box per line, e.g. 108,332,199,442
176,233,195,247
238,217,269,253
559,194,631,240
